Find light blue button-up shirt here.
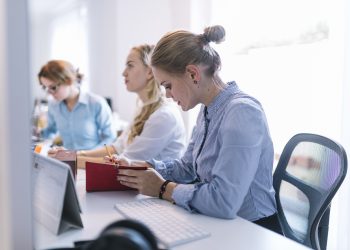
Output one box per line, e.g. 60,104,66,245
149,82,276,220
42,91,115,150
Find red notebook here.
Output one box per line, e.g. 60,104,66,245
85,162,147,192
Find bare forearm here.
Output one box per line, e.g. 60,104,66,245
78,145,116,157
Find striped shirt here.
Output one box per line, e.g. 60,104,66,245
148,82,277,220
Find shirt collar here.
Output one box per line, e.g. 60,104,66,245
206,81,239,120
59,89,88,109
77,90,89,105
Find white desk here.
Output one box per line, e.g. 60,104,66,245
35,170,310,250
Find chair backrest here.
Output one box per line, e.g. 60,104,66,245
273,133,347,250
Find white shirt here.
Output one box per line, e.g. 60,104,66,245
113,100,186,161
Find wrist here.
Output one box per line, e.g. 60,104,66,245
77,150,87,156
130,160,153,169
159,181,177,202
159,180,171,199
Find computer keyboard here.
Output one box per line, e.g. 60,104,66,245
114,198,211,248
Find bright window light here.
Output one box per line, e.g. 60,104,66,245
50,6,89,91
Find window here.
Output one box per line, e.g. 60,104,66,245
209,1,346,248
50,4,89,91
210,0,344,154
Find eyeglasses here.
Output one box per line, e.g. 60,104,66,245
41,83,61,93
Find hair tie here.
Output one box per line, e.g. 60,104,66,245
202,34,210,44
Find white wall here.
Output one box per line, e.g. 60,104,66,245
86,0,119,112
87,0,192,123
0,0,32,249
336,0,350,248
30,0,195,128
30,14,52,102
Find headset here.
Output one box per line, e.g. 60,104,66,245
50,219,159,250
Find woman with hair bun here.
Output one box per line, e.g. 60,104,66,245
112,26,281,234
38,60,115,150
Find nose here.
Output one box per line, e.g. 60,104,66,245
122,69,127,77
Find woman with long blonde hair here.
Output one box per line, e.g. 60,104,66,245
77,44,186,162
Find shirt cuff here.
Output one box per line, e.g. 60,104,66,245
146,159,173,179
172,184,196,212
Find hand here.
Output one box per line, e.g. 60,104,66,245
117,168,165,197
33,126,42,138
47,146,66,156
104,155,131,166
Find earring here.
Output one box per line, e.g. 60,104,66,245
194,80,198,84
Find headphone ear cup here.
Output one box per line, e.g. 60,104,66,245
87,219,158,250
109,219,158,250
83,230,146,250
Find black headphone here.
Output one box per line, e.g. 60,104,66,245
50,219,159,250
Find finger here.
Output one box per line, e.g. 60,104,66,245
47,149,58,155
117,175,138,183
118,169,144,177
103,156,117,164
103,156,112,163
119,180,138,189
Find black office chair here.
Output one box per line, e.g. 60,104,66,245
273,133,347,250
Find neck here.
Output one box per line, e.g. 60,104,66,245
137,88,148,103
65,87,80,111
200,78,226,107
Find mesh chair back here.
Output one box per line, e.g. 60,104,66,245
273,133,347,250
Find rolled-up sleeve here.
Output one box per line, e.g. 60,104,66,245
149,157,198,211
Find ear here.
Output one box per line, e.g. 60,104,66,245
65,78,73,85
146,67,153,81
185,64,201,83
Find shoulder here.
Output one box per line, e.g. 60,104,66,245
82,91,107,104
80,91,110,110
220,93,267,136
47,98,60,110
150,100,183,122
226,93,264,116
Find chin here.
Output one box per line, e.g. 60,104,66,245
180,105,190,111
181,107,188,111
53,96,62,101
